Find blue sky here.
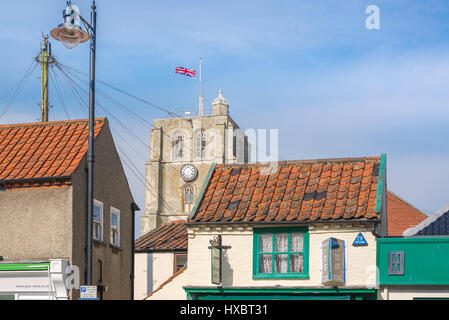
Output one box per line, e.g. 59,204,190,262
1,1,449,237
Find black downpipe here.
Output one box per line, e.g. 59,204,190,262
130,203,138,300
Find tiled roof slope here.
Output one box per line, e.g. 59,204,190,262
190,157,382,224
416,210,449,235
403,203,449,236
135,221,187,252
0,118,105,181
387,191,427,236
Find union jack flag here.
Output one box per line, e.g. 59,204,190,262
175,66,197,79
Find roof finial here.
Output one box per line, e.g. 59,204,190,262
212,89,228,106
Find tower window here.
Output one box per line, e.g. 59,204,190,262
183,184,195,212
195,130,206,159
173,131,185,160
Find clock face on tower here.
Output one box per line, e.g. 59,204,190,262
180,164,198,182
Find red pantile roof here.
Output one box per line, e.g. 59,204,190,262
387,191,427,236
190,157,383,224
0,118,105,181
135,221,187,252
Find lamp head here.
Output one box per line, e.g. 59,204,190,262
50,3,89,49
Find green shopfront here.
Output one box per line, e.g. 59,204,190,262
377,237,449,300
184,287,377,300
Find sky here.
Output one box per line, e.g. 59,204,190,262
1,0,449,238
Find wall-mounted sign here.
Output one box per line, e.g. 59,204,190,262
80,285,97,300
388,251,404,275
209,235,231,286
322,237,346,286
353,233,368,246
211,247,221,285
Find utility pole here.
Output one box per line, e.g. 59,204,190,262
35,35,54,122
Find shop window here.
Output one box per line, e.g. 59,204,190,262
253,227,309,279
93,200,103,241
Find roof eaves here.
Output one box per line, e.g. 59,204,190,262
135,248,187,253
186,218,380,227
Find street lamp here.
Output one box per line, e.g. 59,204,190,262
51,0,97,286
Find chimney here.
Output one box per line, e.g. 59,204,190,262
212,90,229,116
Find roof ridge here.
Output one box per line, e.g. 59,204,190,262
215,156,381,169
143,266,187,300
0,118,106,129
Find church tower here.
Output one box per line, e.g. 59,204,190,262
140,90,250,235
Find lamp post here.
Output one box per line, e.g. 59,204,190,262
51,0,97,286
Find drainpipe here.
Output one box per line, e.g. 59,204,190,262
130,202,139,300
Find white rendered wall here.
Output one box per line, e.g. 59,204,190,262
186,223,377,289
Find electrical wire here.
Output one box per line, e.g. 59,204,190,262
48,65,71,120
55,61,181,118
0,60,39,121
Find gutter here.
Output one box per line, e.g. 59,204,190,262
0,175,72,188
187,218,380,227
134,248,188,254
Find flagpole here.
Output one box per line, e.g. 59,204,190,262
199,57,204,116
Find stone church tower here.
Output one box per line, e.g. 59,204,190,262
140,90,250,235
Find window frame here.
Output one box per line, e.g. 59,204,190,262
194,129,207,160
182,184,195,212
253,227,309,279
110,207,120,247
173,253,187,274
93,199,104,242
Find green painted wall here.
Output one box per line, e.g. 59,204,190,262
377,237,449,285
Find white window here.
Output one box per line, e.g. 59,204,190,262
110,207,120,247
173,131,185,161
93,200,103,241
183,184,195,212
